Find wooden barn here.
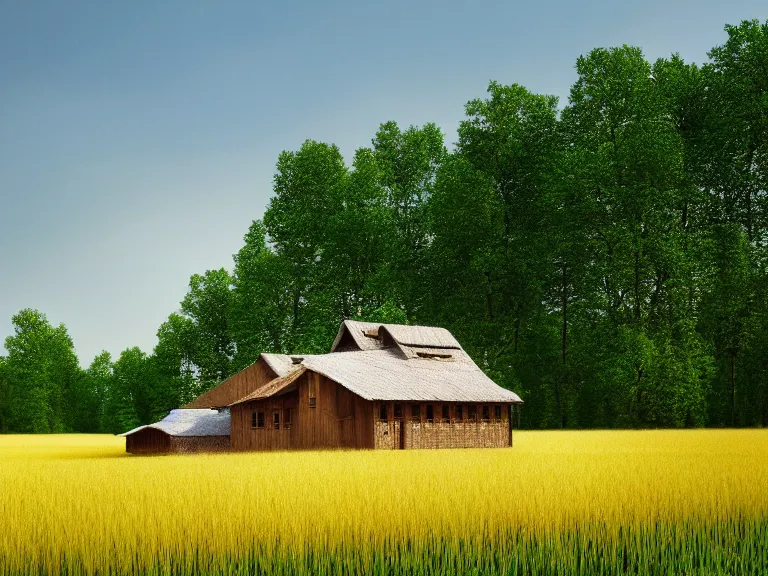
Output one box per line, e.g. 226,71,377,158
121,321,523,453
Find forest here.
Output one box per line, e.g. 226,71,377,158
1,19,766,434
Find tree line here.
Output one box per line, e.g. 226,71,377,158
1,19,767,433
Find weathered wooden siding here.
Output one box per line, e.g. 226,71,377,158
125,428,170,454
230,372,374,451
169,436,230,453
374,402,511,449
184,359,277,408
230,391,296,451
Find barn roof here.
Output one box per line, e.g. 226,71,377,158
301,348,522,403
118,409,231,438
260,353,301,377
330,320,462,353
231,366,306,404
232,347,522,405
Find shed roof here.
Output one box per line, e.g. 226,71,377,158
119,409,231,438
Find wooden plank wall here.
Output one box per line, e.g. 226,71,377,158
230,372,374,451
184,359,277,408
230,391,296,451
374,402,512,449
125,428,171,454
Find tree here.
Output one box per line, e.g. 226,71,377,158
180,269,235,384
229,221,295,367
103,347,152,434
82,351,112,433
2,309,82,433
372,122,446,317
263,140,350,352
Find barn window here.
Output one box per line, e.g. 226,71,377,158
252,411,265,429
394,404,403,419
426,405,434,422
284,409,292,429
494,405,502,421
482,405,490,421
273,411,280,430
441,405,449,422
412,404,421,421
309,376,317,408
468,405,477,421
379,403,388,421
456,405,463,421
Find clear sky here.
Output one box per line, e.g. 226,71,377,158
1,1,764,366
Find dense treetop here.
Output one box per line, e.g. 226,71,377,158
2,19,767,433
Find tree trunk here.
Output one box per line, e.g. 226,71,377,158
561,264,568,365
485,271,494,320
730,351,736,426
633,250,641,323
559,262,567,428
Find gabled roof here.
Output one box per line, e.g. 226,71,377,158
260,353,301,377
230,367,306,405
330,320,383,351
119,409,231,438
330,320,463,354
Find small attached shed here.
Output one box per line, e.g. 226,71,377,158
120,409,231,454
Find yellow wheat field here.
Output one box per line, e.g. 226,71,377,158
1,430,767,574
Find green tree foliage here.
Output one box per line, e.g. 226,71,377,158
229,220,294,367
3,18,767,433
2,309,81,432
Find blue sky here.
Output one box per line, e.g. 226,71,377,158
1,1,764,365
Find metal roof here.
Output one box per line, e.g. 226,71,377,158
118,409,231,438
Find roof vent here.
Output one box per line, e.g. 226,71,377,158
416,352,452,360
291,356,304,365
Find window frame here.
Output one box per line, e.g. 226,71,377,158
309,376,317,408
482,405,490,422
456,405,463,421
273,411,280,430
252,411,265,429
412,404,421,422
379,403,388,422
426,404,434,423
494,405,502,421
468,404,477,422
441,405,450,422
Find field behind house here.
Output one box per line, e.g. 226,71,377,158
1,430,767,575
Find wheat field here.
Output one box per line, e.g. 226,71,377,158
0,430,767,575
